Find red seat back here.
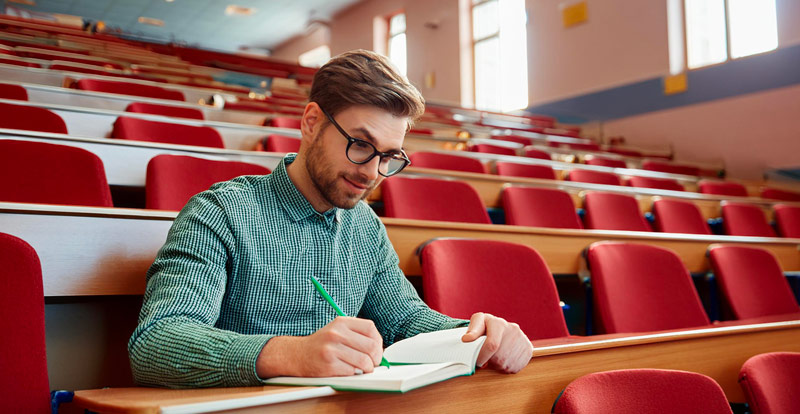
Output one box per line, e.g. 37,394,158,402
583,192,651,231
761,187,800,202
408,152,486,174
553,369,732,414
652,198,711,234
567,169,622,186
0,101,67,134
492,135,531,145
641,160,700,176
629,176,684,192
708,245,799,319
774,204,800,238
382,176,491,224
125,102,204,120
721,202,776,237
112,116,224,148
0,139,113,207
0,83,28,100
265,134,301,153
585,242,710,333
0,233,50,414
698,180,748,197
0,56,41,68
268,117,302,129
740,352,800,414
146,155,270,211
524,148,551,160
420,238,569,340
502,187,582,229
470,143,517,156
76,78,185,101
584,156,626,168
495,162,556,180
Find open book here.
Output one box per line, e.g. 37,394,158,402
263,327,486,393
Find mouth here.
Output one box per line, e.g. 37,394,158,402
342,176,369,193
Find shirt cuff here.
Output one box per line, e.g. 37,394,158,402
222,334,273,386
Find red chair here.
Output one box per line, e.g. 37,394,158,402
492,135,531,146
585,242,710,333
125,102,204,120
524,148,551,160
0,139,113,207
0,83,28,100
584,156,626,169
76,79,185,101
652,198,711,234
112,116,224,149
0,233,50,414
262,134,302,153
420,239,569,340
0,55,41,68
739,352,800,414
583,192,651,231
0,102,67,134
698,180,748,197
761,187,800,202
50,62,121,77
553,369,733,414
408,152,486,174
267,117,302,129
503,187,582,229
470,143,517,156
774,204,800,238
606,147,643,157
567,169,622,186
382,176,490,224
641,160,700,176
146,155,270,211
495,162,556,180
628,176,684,192
707,245,799,319
721,202,776,237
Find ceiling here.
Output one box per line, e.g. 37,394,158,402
7,0,361,53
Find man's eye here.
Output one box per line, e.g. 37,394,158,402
353,140,372,150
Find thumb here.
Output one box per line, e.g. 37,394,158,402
462,312,486,342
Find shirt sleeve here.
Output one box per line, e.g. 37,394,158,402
128,191,271,388
357,216,468,346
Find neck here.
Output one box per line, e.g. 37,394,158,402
286,153,333,213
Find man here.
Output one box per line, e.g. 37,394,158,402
129,50,532,388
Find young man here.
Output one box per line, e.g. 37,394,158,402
129,50,532,388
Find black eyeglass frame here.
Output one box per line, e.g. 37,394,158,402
319,107,411,177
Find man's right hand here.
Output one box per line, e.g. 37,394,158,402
256,316,384,378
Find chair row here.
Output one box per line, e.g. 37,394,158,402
381,176,800,238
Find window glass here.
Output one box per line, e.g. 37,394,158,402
685,0,728,69
728,0,778,59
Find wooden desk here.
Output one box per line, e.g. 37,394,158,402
2,203,798,297
66,318,800,413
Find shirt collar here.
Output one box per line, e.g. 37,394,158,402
273,154,341,224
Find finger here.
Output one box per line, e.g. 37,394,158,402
476,315,507,367
462,312,486,342
334,342,377,374
340,317,384,344
334,325,383,365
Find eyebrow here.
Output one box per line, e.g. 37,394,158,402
351,127,403,154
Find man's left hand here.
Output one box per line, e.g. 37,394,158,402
461,312,533,374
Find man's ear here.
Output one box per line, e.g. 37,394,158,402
300,102,323,145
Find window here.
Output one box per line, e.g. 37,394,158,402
670,0,778,73
387,13,407,76
298,45,330,68
471,0,528,112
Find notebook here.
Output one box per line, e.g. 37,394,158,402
263,327,486,393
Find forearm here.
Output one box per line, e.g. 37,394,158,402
129,316,272,388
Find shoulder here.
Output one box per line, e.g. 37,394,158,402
179,174,272,219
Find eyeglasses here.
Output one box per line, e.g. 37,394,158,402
320,107,411,177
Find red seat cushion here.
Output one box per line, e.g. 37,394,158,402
125,102,204,120
641,160,700,176
567,169,622,186
0,101,67,134
268,117,302,129
774,204,800,238
503,186,583,229
652,198,711,234
0,83,28,100
408,152,486,174
524,148,552,160
495,161,556,180
721,202,776,237
112,116,224,148
585,156,627,168
382,176,491,224
761,187,800,202
629,176,684,191
739,352,800,414
470,143,518,156
698,180,748,197
264,134,301,153
0,139,113,207
583,192,651,231
76,78,185,101
0,233,50,414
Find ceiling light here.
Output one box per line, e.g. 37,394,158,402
137,17,165,27
225,5,256,16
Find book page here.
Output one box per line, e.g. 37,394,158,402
264,363,466,392
383,327,486,367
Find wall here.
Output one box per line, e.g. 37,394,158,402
270,25,330,62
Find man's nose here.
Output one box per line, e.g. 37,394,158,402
357,156,381,181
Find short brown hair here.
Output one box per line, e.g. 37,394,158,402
309,49,425,127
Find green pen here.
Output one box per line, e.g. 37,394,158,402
310,275,391,368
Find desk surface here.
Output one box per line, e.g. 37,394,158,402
68,317,800,414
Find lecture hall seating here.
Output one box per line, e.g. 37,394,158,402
584,155,627,169
552,369,733,414
761,187,800,202
502,186,583,229
0,139,114,207
381,176,491,224
125,102,205,120
707,245,800,319
469,143,518,156
265,116,302,129
145,154,271,211
583,192,652,231
641,160,700,177
566,169,623,186
76,78,185,101
111,116,225,149
260,134,302,153
523,148,552,160
407,151,486,174
628,175,685,192
773,204,800,238
0,82,27,100
651,198,712,235
0,232,51,414
0,101,68,134
739,352,800,414
584,242,710,334
721,202,776,237
419,238,570,339
494,161,557,180
698,179,749,197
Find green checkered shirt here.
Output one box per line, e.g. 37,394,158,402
128,154,467,388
